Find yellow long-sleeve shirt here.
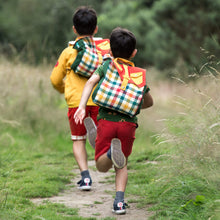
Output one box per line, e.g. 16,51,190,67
50,44,97,108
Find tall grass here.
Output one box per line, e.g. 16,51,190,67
141,62,220,219
0,55,68,134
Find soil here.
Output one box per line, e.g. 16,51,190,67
31,161,152,219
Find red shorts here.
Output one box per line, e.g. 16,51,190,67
68,106,99,140
95,119,137,161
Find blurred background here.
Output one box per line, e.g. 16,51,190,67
0,0,219,77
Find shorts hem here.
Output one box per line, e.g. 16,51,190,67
71,135,87,141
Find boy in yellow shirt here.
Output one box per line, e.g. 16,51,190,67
50,6,109,190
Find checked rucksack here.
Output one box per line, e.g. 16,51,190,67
70,37,110,78
92,58,147,117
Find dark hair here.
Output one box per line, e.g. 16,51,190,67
110,27,136,59
73,6,97,35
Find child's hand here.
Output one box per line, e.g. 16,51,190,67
74,107,86,124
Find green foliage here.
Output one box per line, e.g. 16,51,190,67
152,0,220,72
0,0,68,62
0,0,219,73
98,0,220,72
0,0,99,64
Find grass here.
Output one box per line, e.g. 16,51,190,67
128,65,220,219
0,56,219,219
0,124,80,219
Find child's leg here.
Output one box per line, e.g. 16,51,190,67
72,140,88,171
94,120,135,172
96,138,127,172
68,108,92,190
73,140,92,190
112,163,128,214
96,153,113,172
114,162,128,192
94,119,115,171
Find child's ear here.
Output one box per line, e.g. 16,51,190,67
130,49,137,58
73,26,77,34
109,49,113,57
93,26,98,35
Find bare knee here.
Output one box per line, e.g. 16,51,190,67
96,162,112,173
96,163,110,172
95,154,113,172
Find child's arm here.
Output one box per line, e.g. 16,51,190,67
74,74,100,124
141,92,153,109
50,50,68,93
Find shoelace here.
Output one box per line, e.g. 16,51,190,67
77,178,92,186
115,201,129,209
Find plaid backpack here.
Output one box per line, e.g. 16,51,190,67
92,58,147,117
71,37,110,78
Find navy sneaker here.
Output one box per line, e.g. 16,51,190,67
111,138,126,169
77,177,92,191
112,201,128,214
84,117,97,149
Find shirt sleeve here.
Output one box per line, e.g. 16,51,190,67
94,64,104,78
50,48,68,93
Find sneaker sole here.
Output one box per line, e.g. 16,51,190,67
78,185,92,191
84,117,97,149
112,209,126,215
111,138,126,169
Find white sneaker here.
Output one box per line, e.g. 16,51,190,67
111,138,126,169
77,178,92,191
84,117,97,149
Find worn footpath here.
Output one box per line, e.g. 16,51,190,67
31,161,152,219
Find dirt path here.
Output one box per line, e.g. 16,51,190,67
31,161,152,219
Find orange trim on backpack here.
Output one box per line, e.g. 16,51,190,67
95,39,110,56
113,58,146,88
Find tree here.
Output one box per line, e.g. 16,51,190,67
152,0,220,71
0,0,219,74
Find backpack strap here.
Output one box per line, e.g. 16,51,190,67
71,37,100,78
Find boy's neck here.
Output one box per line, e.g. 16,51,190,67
76,35,94,39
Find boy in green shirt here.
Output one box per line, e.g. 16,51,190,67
74,27,153,214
